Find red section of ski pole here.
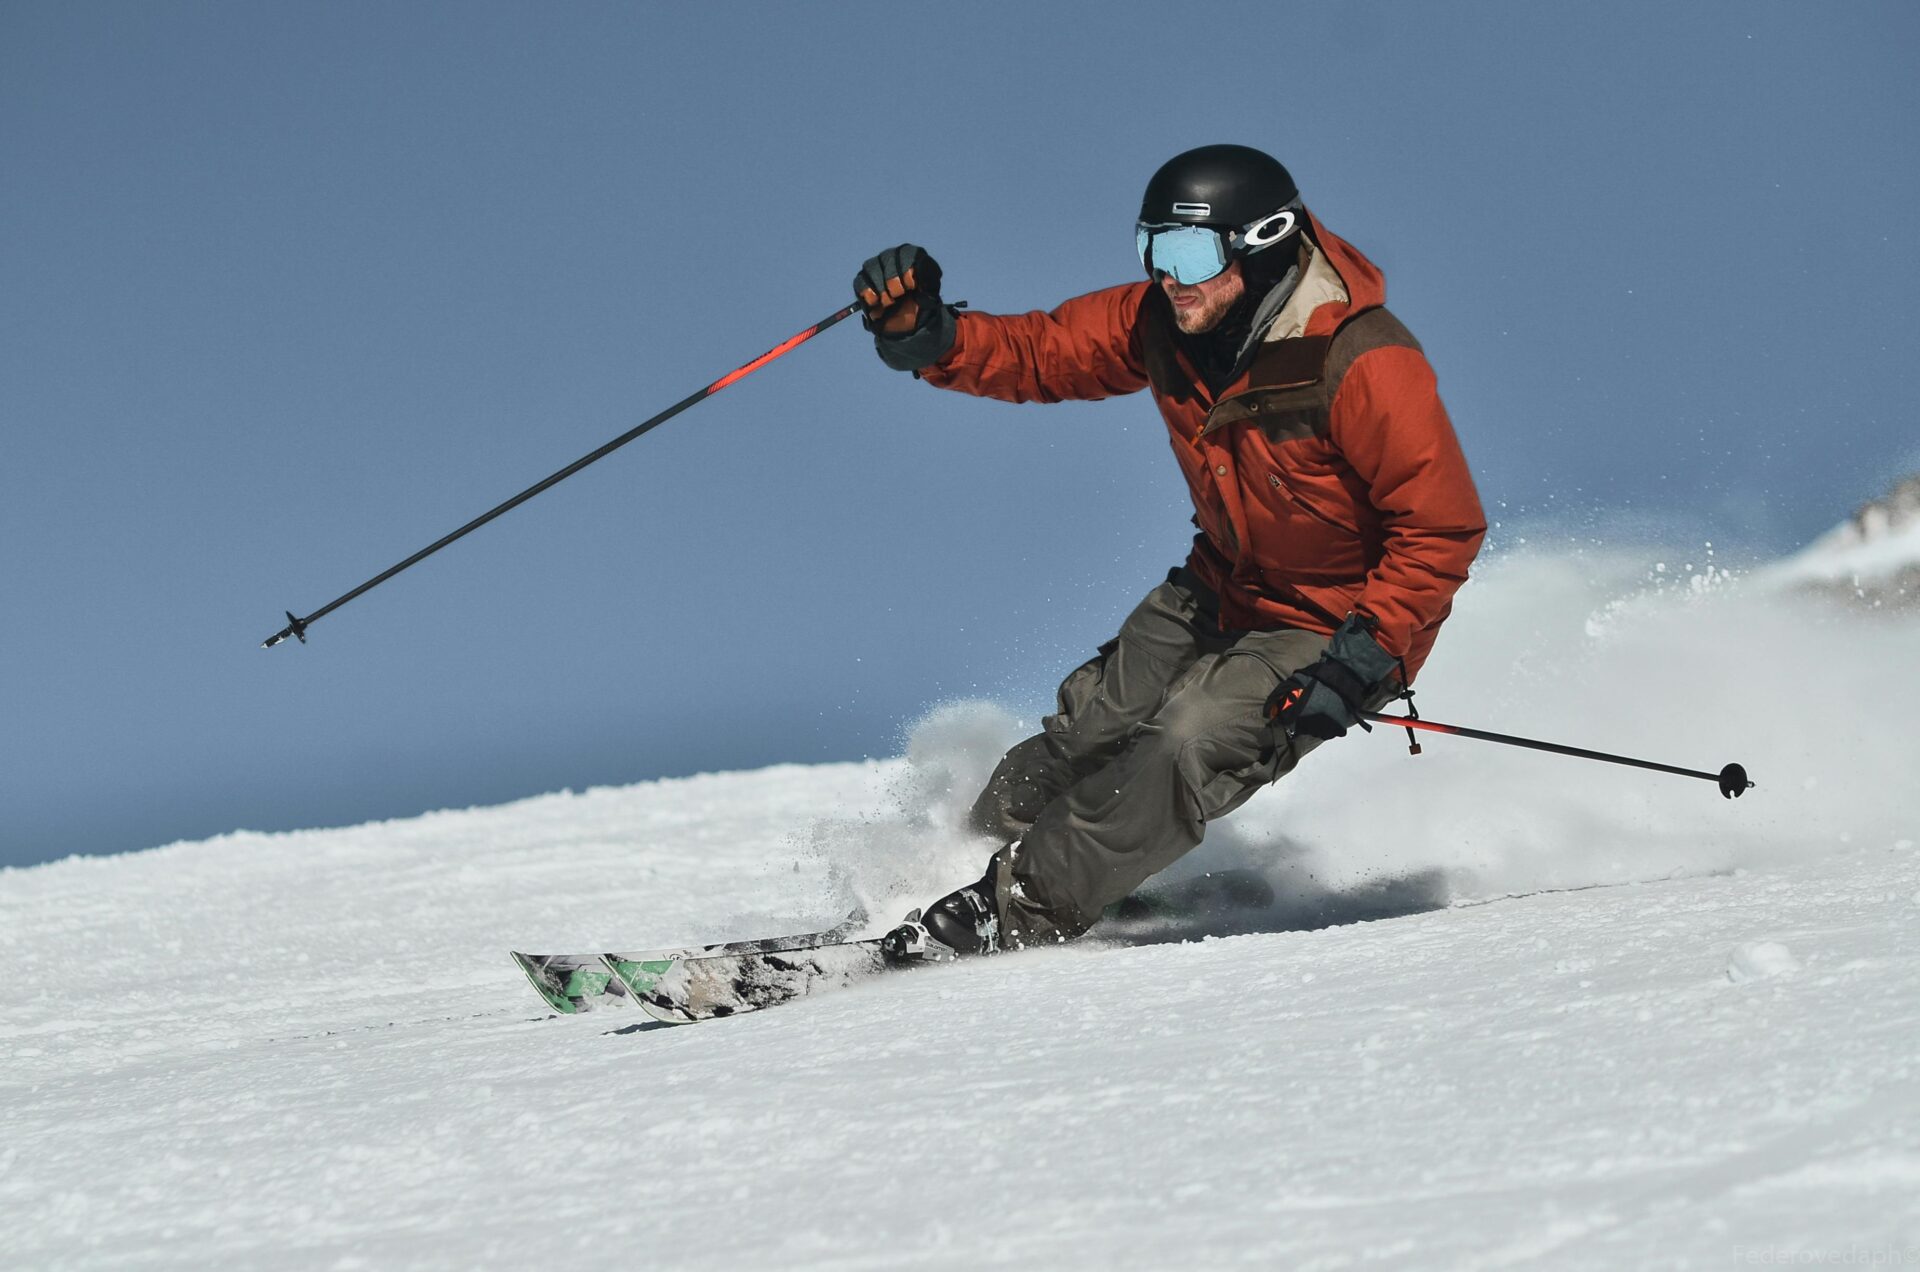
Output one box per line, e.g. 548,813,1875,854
1366,712,1754,798
705,313,852,395
263,302,863,649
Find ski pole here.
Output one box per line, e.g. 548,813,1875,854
262,302,864,648
1366,711,1755,799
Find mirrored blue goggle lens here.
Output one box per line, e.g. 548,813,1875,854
1136,224,1230,285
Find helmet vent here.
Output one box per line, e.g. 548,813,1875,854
1172,202,1213,217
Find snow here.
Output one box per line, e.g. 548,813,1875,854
1769,516,1920,585
1760,487,1920,592
1726,940,1800,983
5,544,1919,1269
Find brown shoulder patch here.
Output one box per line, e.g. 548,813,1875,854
1325,307,1421,403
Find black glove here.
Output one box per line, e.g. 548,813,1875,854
1266,614,1398,741
854,244,956,373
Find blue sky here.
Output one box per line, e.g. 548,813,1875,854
3,2,1916,867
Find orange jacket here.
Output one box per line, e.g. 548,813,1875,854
921,214,1485,680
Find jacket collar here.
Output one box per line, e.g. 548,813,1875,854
1260,239,1349,344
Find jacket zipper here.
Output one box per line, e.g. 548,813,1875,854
1269,472,1360,536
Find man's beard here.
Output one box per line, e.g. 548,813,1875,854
1169,276,1245,334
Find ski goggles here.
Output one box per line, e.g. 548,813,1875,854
1135,204,1303,286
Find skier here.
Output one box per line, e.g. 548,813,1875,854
856,144,1486,956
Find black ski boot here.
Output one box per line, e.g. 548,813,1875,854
881,868,1002,961
920,871,1002,956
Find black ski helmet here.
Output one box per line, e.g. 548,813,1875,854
1139,144,1299,230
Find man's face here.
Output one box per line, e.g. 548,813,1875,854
1159,258,1245,335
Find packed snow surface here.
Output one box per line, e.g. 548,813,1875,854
5,544,1918,1270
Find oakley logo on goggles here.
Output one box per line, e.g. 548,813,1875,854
1136,204,1303,286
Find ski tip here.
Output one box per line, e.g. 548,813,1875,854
510,953,579,1016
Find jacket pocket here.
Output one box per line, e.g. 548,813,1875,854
1267,471,1361,536
1253,471,1369,589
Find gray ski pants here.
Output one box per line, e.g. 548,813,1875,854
968,568,1382,945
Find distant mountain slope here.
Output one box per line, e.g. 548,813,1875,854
1764,473,1920,607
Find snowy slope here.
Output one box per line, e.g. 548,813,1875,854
5,541,1919,1270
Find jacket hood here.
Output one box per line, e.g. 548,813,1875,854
1294,209,1387,337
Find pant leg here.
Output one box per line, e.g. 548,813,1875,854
968,572,1227,840
991,626,1345,945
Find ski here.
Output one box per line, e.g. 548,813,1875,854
525,869,1285,1022
511,909,867,1015
611,871,1284,1025
511,951,629,1014
616,934,939,1024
